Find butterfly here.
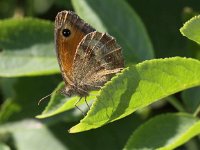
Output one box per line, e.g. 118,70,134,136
54,11,124,112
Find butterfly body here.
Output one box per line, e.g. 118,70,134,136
55,11,124,97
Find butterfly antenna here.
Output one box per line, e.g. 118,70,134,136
38,92,54,106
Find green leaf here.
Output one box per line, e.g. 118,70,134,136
0,142,10,150
180,15,200,44
0,76,60,121
0,119,67,150
0,0,16,18
0,115,143,150
127,1,200,58
72,0,154,64
36,82,98,119
124,113,200,150
0,18,59,77
181,87,200,114
0,99,20,123
48,113,144,150
68,57,200,133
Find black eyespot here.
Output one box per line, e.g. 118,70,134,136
62,28,71,37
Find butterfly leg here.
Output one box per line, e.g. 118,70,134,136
75,97,86,116
84,96,90,109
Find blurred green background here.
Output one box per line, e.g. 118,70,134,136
0,0,200,150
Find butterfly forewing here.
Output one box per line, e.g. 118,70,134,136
55,11,95,85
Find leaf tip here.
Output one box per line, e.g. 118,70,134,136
35,115,44,119
180,15,200,44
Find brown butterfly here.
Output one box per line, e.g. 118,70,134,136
54,11,124,113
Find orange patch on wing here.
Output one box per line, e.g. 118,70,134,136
56,26,85,81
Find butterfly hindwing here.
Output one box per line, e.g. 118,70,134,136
72,31,124,90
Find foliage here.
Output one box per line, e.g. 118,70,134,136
0,0,200,150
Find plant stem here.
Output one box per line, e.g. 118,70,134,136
193,104,200,117
167,96,185,112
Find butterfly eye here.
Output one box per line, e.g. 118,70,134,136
62,28,71,37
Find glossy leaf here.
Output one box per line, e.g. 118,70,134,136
36,82,98,119
0,119,67,150
0,76,60,122
124,113,200,150
69,57,200,133
0,18,59,77
181,86,200,114
180,15,200,44
72,0,154,64
0,143,10,150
